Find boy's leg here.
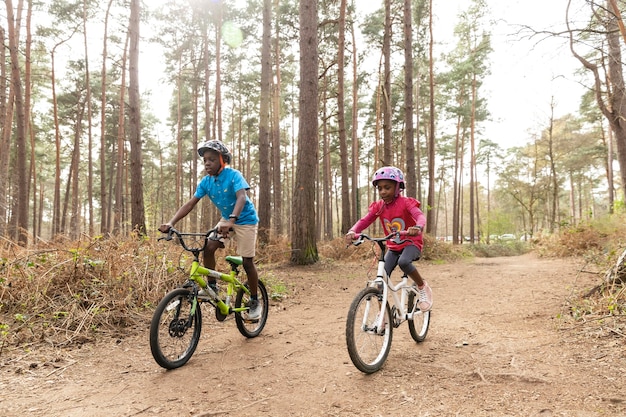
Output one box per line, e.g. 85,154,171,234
233,224,259,298
242,257,258,297
202,239,224,269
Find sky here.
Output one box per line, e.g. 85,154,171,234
141,0,587,151
430,0,586,149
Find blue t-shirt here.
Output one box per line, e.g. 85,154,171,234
194,167,259,225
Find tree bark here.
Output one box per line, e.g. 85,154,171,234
128,0,146,235
291,0,318,265
257,0,272,244
337,0,351,234
5,0,29,245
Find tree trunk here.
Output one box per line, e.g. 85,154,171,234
113,34,129,235
100,0,114,235
382,0,392,165
291,0,318,265
0,27,8,238
70,106,85,239
404,0,416,199
426,0,436,234
83,0,94,236
322,82,332,239
350,21,360,224
272,0,283,236
469,73,476,243
337,0,351,234
5,0,28,245
257,0,272,244
26,1,36,240
128,0,146,235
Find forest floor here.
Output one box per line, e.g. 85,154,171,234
1,252,625,417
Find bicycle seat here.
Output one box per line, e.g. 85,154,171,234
225,255,243,265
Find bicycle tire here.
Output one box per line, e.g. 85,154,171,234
234,280,268,337
345,287,393,374
407,291,431,342
149,288,202,369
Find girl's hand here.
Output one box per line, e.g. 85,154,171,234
345,231,356,243
407,226,422,236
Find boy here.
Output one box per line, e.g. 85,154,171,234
158,140,261,319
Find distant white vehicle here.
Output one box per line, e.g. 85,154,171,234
499,233,516,241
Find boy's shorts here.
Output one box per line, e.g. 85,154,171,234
216,220,258,258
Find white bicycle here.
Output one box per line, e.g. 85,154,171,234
346,232,431,373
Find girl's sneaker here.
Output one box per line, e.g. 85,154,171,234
417,282,433,311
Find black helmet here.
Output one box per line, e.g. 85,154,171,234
197,140,231,164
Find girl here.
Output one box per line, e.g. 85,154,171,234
346,166,432,311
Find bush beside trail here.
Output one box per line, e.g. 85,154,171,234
1,217,625,354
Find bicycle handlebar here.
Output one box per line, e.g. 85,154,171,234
158,227,226,253
350,231,410,247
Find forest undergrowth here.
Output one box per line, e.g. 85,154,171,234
0,216,625,357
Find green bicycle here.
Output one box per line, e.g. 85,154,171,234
149,227,269,370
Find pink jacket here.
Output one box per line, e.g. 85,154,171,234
350,196,426,251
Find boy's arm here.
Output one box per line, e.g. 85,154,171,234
227,189,247,223
158,196,201,232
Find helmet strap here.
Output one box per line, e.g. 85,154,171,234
217,153,225,175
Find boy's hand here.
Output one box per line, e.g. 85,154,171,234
158,224,171,233
218,222,232,238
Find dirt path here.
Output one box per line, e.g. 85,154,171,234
1,253,625,416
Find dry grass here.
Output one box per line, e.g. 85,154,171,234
1,217,625,354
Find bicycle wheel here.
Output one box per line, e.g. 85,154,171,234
407,291,431,342
235,280,268,337
345,287,393,374
149,288,202,369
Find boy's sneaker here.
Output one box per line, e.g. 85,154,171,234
417,282,433,312
248,299,261,320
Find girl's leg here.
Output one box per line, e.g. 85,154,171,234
383,250,401,277
397,246,432,310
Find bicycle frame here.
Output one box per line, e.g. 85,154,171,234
189,259,250,315
161,227,251,315
357,232,423,332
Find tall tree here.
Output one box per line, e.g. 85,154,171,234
567,0,626,203
403,0,416,198
291,0,318,265
99,0,114,235
425,0,435,234
382,0,392,165
128,0,145,235
271,0,283,236
82,0,94,235
257,0,272,244
337,0,351,233
350,11,360,224
5,0,29,245
0,26,8,238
